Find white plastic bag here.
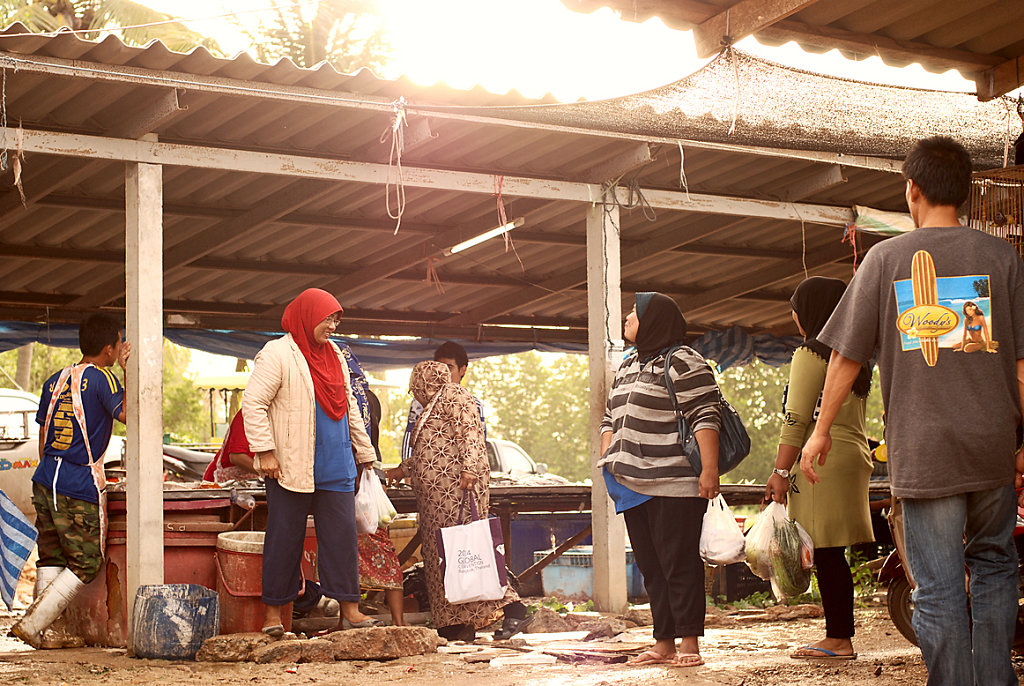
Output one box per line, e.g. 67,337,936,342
699,495,746,565
744,501,785,581
744,501,815,598
354,470,378,534
367,470,398,528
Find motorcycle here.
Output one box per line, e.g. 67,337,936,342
880,502,1024,650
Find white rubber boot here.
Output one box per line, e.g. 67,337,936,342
34,566,62,598
12,568,85,649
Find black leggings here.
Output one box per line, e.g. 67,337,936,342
815,546,854,639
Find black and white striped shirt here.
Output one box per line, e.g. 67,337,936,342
599,347,722,497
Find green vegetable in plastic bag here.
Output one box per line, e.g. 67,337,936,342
743,501,815,597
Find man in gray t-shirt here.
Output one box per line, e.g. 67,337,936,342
801,137,1024,686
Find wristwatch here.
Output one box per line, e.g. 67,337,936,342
773,468,790,478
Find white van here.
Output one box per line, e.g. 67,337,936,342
0,387,125,520
0,388,44,520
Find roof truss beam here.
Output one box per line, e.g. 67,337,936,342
777,164,847,201
2,128,853,226
583,142,656,183
443,214,750,325
682,237,877,315
694,0,822,58
975,55,1024,102
103,88,188,139
68,178,337,308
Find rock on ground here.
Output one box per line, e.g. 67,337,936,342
524,608,575,634
764,604,824,621
253,639,305,664
196,633,273,662
326,626,439,660
623,606,653,626
576,618,629,641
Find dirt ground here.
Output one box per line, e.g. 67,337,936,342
7,593,1018,685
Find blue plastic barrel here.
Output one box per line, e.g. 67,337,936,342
130,584,220,660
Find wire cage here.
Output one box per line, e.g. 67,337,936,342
968,166,1024,259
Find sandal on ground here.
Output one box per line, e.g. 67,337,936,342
493,614,533,641
628,649,674,665
342,617,385,629
790,645,857,660
672,653,704,668
261,624,284,638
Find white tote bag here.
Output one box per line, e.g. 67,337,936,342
436,493,506,604
699,494,746,566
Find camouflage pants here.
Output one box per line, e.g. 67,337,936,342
31,482,103,583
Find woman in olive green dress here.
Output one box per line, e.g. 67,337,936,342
765,276,874,661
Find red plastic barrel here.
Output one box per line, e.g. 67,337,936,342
215,532,292,634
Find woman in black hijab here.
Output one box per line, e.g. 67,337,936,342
598,292,723,668
765,276,874,660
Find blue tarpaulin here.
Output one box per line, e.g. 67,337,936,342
0,321,799,372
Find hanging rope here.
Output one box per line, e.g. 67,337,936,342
492,175,526,272
788,202,808,279
727,46,741,136
384,97,408,235
425,256,445,295
0,59,8,173
677,141,691,201
842,222,860,272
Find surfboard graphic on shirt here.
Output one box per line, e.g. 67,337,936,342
893,250,999,363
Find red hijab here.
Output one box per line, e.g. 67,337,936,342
281,288,348,420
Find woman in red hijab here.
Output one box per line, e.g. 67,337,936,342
242,288,380,635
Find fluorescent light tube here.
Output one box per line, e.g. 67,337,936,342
445,217,525,255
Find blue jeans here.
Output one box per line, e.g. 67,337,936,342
902,485,1019,686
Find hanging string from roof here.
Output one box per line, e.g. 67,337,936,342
727,46,741,136
0,59,8,173
425,256,445,295
842,222,860,272
384,97,407,235
492,174,526,272
0,58,25,204
676,141,691,201
788,202,808,279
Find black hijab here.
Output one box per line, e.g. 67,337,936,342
634,292,688,364
790,277,872,397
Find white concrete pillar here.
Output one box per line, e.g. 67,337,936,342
124,158,164,630
586,201,627,613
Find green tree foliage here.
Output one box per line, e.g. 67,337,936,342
0,340,211,442
238,0,389,72
0,0,220,52
0,343,78,394
362,351,888,486
468,352,591,483
716,359,885,484
162,340,208,442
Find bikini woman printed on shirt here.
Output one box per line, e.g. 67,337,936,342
954,300,998,353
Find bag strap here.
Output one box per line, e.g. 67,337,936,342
457,490,480,524
662,345,693,447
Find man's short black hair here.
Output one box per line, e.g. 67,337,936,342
433,341,468,369
902,136,973,208
79,313,121,356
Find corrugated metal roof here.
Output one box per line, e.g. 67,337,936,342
0,26,1005,345
562,0,1024,100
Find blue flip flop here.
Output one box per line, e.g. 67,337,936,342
791,645,857,660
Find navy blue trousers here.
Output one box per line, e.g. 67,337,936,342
262,479,360,605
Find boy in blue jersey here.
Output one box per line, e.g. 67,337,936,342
13,313,130,649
